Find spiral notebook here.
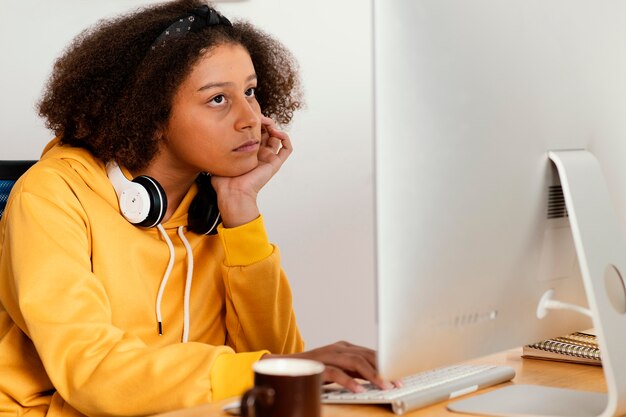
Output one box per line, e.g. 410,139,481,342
522,331,601,366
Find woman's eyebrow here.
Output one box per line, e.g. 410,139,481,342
197,74,257,92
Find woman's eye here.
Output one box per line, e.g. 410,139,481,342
245,87,256,97
209,95,226,105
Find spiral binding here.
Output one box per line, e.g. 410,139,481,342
527,332,601,361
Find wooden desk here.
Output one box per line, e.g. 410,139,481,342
157,348,606,417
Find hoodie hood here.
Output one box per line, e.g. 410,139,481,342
40,138,197,231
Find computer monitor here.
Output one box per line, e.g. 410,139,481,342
373,1,626,415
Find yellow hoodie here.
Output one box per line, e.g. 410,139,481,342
0,140,304,417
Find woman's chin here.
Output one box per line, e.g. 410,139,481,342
213,160,259,178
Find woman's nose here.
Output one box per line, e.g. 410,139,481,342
234,98,261,131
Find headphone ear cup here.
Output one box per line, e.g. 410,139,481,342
188,174,221,235
131,175,168,228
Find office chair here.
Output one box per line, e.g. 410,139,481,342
0,160,37,219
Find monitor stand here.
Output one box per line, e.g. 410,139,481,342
448,150,626,417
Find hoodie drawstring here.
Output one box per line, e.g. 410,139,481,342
155,224,194,343
178,226,194,343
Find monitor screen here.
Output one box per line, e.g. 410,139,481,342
373,0,626,382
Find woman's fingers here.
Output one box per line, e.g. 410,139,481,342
258,117,293,167
333,354,391,390
287,341,393,392
274,134,293,164
323,366,366,393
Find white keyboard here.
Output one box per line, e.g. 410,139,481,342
322,363,515,415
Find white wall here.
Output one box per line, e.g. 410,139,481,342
1,0,377,349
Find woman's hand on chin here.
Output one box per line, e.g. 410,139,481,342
212,116,293,228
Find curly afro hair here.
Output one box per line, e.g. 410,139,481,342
37,0,303,171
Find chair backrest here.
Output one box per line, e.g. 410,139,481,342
0,161,37,219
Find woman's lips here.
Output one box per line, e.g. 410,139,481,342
233,140,260,152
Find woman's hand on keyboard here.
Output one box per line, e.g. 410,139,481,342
262,340,396,393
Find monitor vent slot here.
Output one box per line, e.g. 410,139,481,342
548,185,568,219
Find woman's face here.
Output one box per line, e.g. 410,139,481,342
160,42,262,178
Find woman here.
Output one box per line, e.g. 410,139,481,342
0,1,389,416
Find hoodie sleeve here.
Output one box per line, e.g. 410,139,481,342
216,216,305,354
207,216,305,400
0,168,295,416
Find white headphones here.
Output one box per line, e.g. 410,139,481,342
106,161,167,228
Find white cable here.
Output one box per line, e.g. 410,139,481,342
536,289,592,319
543,299,592,318
156,224,175,336
178,226,194,343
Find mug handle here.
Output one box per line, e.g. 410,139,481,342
240,386,275,417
